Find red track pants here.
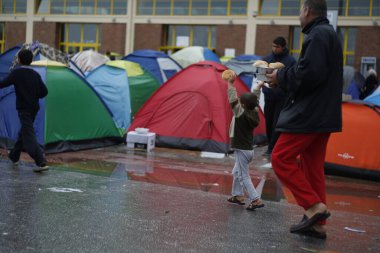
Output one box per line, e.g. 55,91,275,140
271,132,330,213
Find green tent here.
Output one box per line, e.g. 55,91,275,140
0,60,124,153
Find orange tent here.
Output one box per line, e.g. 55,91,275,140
325,102,380,181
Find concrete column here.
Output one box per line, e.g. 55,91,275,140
245,0,259,54
125,0,135,54
25,0,34,43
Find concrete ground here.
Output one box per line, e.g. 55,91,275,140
0,145,379,253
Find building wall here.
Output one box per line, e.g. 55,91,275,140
216,25,246,57
5,22,26,50
101,23,126,55
134,24,163,51
255,25,292,57
355,26,380,74
33,22,60,48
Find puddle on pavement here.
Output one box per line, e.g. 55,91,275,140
53,158,285,202
2,146,379,217
49,155,380,217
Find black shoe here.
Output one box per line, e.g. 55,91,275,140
7,151,19,165
300,226,327,239
290,211,331,233
33,163,49,172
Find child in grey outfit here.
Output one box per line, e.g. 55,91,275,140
226,73,264,211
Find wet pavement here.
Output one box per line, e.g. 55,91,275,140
0,145,379,252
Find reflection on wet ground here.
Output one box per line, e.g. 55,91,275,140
1,144,379,217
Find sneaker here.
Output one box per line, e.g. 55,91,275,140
33,164,49,172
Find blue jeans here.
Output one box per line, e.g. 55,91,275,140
231,149,260,202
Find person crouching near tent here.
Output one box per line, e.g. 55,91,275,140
223,70,265,211
0,49,49,172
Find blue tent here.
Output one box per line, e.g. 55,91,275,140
86,63,131,130
225,54,261,90
122,50,182,84
86,60,160,128
364,86,380,106
0,46,22,80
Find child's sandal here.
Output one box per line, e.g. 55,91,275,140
246,199,264,211
227,196,245,205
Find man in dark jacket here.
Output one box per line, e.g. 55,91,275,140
0,49,49,172
266,0,343,239
262,36,296,156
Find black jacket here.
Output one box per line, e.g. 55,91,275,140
276,17,343,133
0,67,48,113
262,48,297,69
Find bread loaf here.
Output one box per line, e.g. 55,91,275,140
222,70,236,80
253,60,269,68
268,62,285,69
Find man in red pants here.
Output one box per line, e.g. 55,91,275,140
266,0,343,239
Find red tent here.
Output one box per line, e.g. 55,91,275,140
128,61,266,153
325,102,380,181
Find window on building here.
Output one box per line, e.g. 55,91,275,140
230,0,247,15
160,25,216,54
211,0,228,16
81,0,95,14
281,0,300,16
66,0,80,14
348,0,370,16
35,0,127,15
136,0,247,16
2,0,14,14
97,0,111,14
290,26,356,67
156,0,171,15
260,0,280,15
16,0,27,13
289,26,303,61
113,0,127,15
138,0,153,15
173,0,189,15
59,23,101,53
0,23,4,53
35,0,49,13
261,0,378,16
338,27,356,66
374,1,380,16
327,0,347,16
1,0,27,14
191,0,209,15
